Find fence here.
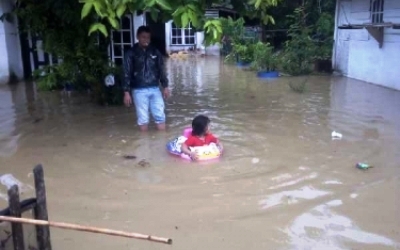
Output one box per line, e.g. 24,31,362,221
0,165,173,249
0,165,51,250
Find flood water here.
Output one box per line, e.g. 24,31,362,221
1,57,400,250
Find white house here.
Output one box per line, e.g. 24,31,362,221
108,11,212,66
0,0,24,84
333,0,400,90
0,10,150,81
0,4,229,83
164,10,222,55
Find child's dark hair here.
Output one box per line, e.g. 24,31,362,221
137,25,151,36
192,115,210,136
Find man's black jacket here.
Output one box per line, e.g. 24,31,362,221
123,43,168,92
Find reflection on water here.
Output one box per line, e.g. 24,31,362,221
286,199,399,250
0,87,19,157
1,57,400,250
259,185,331,209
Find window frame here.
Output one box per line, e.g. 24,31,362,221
370,0,385,24
170,22,196,46
109,15,134,66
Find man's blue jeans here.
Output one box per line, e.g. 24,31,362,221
132,87,166,126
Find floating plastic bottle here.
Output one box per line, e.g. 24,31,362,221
331,131,343,139
356,163,373,170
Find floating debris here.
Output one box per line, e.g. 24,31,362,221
0,174,33,193
136,160,150,168
33,118,43,124
356,163,373,170
350,193,359,199
331,131,343,140
123,155,137,160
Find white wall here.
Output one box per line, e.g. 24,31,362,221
133,11,146,42
333,0,400,90
0,18,9,84
0,0,24,85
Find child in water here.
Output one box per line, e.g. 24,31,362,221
181,115,223,161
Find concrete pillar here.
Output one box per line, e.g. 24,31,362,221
165,21,171,54
198,31,220,56
0,13,10,84
0,0,24,85
196,31,205,55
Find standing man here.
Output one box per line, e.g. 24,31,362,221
123,25,170,131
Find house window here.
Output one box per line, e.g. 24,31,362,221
171,22,195,45
370,0,384,23
110,15,134,66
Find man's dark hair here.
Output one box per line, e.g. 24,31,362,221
137,25,151,35
191,115,210,136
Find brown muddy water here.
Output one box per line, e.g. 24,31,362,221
1,57,400,250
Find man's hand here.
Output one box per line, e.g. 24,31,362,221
162,87,170,99
124,92,132,107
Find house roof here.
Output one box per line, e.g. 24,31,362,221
208,2,237,13
208,7,238,14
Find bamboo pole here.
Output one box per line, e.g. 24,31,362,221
0,216,172,245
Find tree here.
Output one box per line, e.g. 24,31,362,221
0,0,284,105
79,0,281,45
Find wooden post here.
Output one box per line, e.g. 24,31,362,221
8,185,25,250
33,164,52,250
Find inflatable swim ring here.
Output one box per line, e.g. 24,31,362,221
166,128,222,161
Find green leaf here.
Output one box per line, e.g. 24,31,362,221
146,0,156,7
172,6,185,17
215,23,222,33
156,0,172,10
187,3,198,13
255,0,262,9
211,19,220,26
150,9,158,21
107,5,116,18
108,17,119,29
81,2,93,19
181,12,189,28
173,16,181,27
88,23,99,35
98,24,108,36
190,11,199,27
116,4,127,18
93,2,106,17
127,3,136,13
269,16,275,25
88,22,108,37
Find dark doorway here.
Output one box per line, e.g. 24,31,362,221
18,30,32,79
18,31,57,78
146,13,167,56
